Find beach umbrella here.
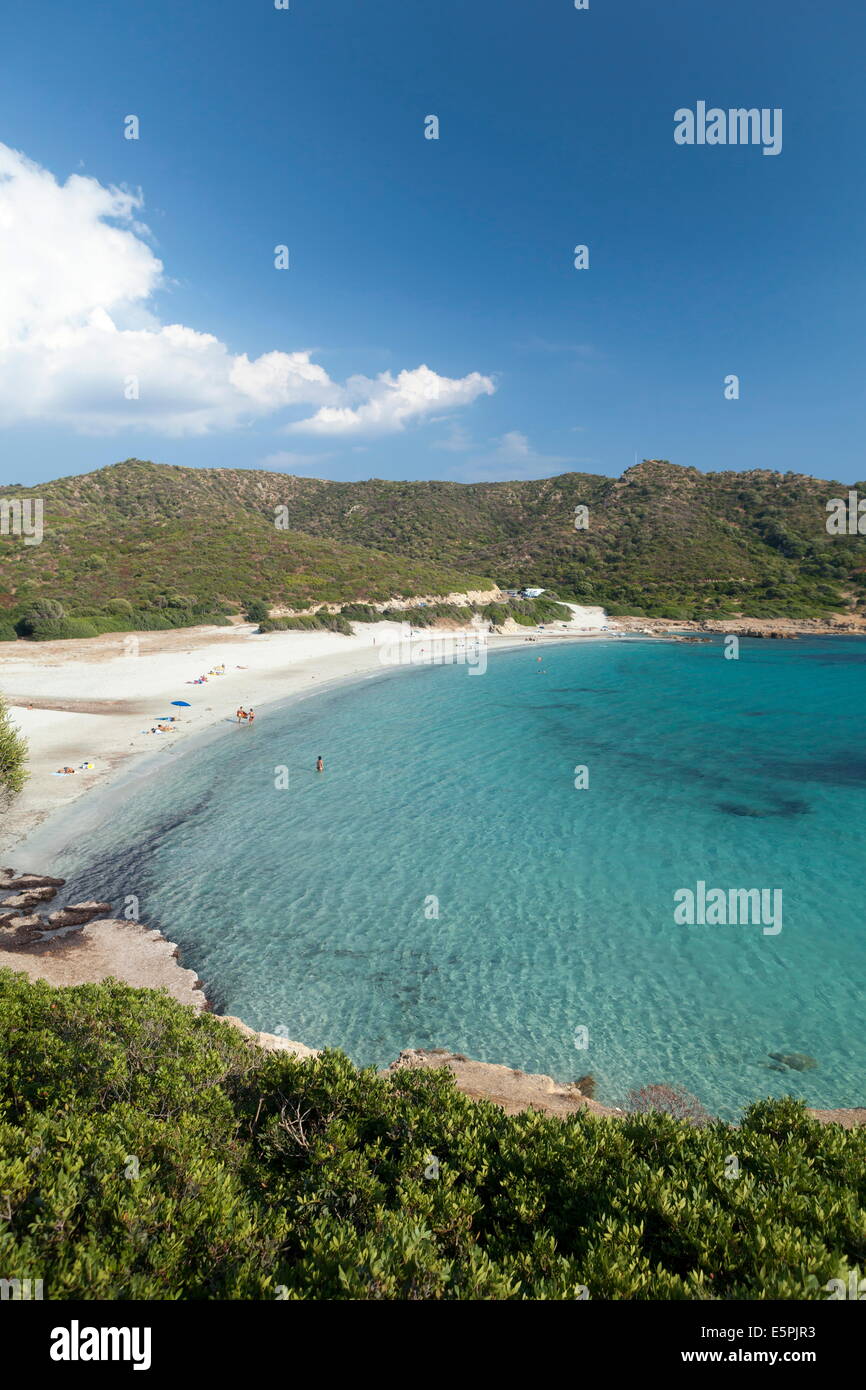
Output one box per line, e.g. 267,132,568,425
171,700,191,706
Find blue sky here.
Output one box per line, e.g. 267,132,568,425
1,0,864,487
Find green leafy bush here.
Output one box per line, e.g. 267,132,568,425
339,603,379,622
259,613,353,636
9,604,232,642
0,698,27,797
1,972,863,1301
15,598,66,636
26,616,100,641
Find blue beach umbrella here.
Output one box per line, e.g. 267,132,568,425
170,700,191,707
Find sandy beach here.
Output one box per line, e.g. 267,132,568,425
0,607,612,856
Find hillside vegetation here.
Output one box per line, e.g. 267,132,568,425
1,457,865,628
0,972,864,1300
0,460,494,636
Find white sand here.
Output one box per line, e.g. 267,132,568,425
0,609,615,854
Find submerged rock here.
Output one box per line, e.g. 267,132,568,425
768,1052,818,1072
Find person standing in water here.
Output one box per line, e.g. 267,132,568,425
316,756,324,773
247,708,255,725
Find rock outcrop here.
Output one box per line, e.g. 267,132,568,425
386,1049,617,1119
807,1108,866,1129
0,871,66,890
1,888,58,908
218,1015,318,1060
1,918,206,1008
47,902,113,927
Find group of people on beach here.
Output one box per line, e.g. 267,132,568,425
189,663,227,686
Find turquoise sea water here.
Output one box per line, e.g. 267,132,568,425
37,636,866,1118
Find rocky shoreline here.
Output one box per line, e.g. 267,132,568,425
615,614,866,639
1,866,862,1128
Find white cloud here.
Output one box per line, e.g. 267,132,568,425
287,364,494,437
456,431,577,482
229,351,336,408
0,143,494,437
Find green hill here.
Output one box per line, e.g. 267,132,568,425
0,460,493,622
2,457,865,628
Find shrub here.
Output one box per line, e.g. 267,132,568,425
1,972,864,1301
154,592,197,610
259,613,352,636
244,600,270,624
15,598,66,636
0,695,27,797
26,616,100,641
339,604,379,623
627,1084,711,1125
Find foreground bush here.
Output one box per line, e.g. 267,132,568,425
0,971,863,1300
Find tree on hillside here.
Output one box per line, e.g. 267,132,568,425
15,598,66,636
244,599,270,623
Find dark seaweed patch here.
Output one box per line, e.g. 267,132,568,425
716,798,809,819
